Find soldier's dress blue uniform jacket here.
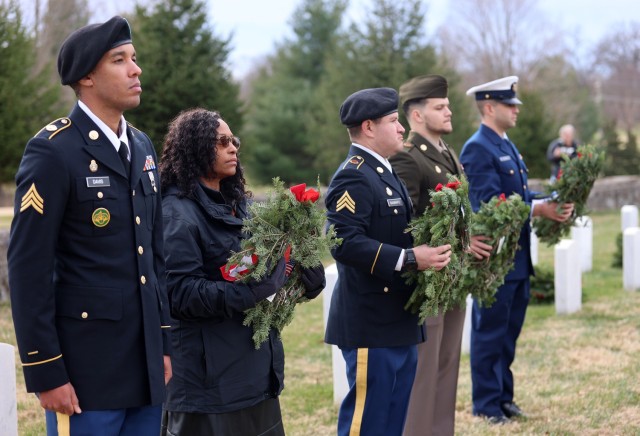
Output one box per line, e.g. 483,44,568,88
8,104,171,410
324,145,425,349
460,124,533,280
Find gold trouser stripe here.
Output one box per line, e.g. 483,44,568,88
22,354,62,366
56,412,70,436
349,348,369,436
370,244,383,275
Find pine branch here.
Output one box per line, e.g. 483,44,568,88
226,177,341,348
533,145,605,245
403,175,473,323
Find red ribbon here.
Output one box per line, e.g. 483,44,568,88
557,169,563,179
290,183,320,203
446,181,461,190
435,183,444,192
220,254,258,282
497,193,507,205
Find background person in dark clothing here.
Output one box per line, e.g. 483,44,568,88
546,124,579,181
159,108,325,435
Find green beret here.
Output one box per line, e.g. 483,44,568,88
399,74,448,107
57,16,132,86
340,87,399,128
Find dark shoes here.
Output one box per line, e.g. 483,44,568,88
501,401,525,418
474,413,511,425
485,415,511,425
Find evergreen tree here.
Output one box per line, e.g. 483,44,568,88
243,0,347,185
309,0,475,182
128,0,240,152
507,88,556,179
602,120,640,175
0,0,58,183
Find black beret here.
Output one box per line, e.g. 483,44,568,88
57,16,132,86
340,87,399,128
399,74,448,107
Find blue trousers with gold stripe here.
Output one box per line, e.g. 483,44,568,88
338,346,417,436
45,405,161,436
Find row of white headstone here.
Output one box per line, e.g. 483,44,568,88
1,207,638,423
322,204,640,405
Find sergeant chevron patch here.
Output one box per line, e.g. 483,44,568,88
336,191,355,214
20,183,44,214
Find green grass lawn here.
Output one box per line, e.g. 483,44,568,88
3,209,640,434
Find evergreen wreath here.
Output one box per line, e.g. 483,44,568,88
533,144,605,245
460,193,530,307
224,177,341,348
403,175,473,323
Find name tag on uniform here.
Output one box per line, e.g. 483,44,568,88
86,176,110,187
499,155,512,162
387,198,403,207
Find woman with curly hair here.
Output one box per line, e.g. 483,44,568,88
159,108,325,435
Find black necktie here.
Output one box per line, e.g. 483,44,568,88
118,142,130,178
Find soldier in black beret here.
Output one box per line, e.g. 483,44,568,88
325,87,452,435
390,74,493,435
8,15,171,435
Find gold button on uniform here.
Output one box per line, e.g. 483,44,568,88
136,216,141,225
377,167,384,174
97,192,103,199
520,169,524,173
383,287,389,293
132,190,136,196
138,246,144,255
523,185,527,190
81,312,88,319
394,209,398,214
386,187,392,196
420,144,428,151
435,165,442,174
140,275,146,284
509,169,514,175
89,130,99,140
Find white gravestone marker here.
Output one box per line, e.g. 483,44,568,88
554,239,582,314
461,294,473,354
571,216,592,272
0,343,18,436
322,263,349,405
530,231,539,266
623,227,640,292
621,205,638,232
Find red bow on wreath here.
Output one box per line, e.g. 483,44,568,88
446,181,461,190
435,183,444,192
290,183,320,203
497,193,507,205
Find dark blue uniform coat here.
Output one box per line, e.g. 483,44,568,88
459,123,533,417
8,104,170,410
324,145,425,349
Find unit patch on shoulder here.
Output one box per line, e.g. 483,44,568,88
20,183,44,214
336,191,356,214
343,155,364,170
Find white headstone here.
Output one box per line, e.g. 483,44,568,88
571,216,592,272
554,239,582,314
530,230,539,266
0,343,18,436
461,294,473,354
322,263,349,405
623,227,640,292
621,205,639,232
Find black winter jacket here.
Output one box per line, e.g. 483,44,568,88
162,183,284,413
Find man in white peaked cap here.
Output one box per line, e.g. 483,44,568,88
459,76,573,425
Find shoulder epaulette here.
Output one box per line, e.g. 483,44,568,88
34,117,72,140
342,155,365,170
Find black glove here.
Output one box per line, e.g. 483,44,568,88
248,257,287,302
301,264,326,299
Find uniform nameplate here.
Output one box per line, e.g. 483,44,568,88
499,155,512,162
387,198,403,207
86,176,110,188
